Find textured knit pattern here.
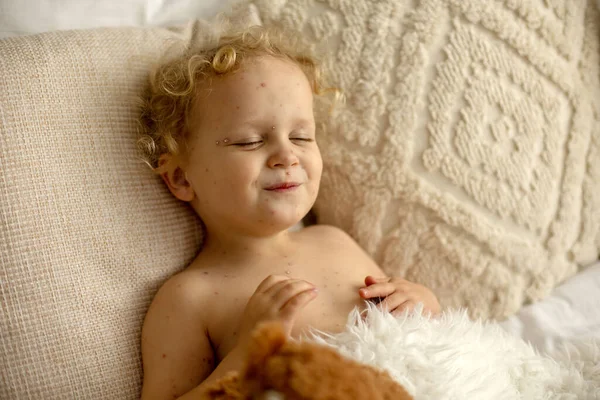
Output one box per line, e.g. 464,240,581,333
0,24,208,400
248,0,600,319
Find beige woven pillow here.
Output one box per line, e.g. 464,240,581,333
248,0,600,319
0,6,259,398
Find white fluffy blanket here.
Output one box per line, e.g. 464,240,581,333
308,304,600,399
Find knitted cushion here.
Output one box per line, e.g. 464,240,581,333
0,6,258,398
248,0,600,319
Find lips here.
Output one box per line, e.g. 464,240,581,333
265,182,301,190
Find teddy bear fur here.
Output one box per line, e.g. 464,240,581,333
200,322,413,400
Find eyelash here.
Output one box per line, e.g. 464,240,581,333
233,138,314,147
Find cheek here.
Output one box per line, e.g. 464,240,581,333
219,162,259,190
309,150,323,181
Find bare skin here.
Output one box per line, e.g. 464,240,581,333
141,225,384,400
140,55,440,400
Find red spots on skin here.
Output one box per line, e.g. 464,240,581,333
260,82,266,87
214,291,219,295
162,353,167,358
236,106,240,109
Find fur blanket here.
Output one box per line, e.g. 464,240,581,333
307,303,600,399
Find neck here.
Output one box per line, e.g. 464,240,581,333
201,224,297,264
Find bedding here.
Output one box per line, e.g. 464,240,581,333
0,5,258,399
246,0,600,320
1,0,599,398
309,303,600,399
0,0,231,38
500,261,600,354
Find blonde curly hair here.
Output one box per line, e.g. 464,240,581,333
137,25,339,174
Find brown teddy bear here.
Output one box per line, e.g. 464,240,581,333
200,322,413,400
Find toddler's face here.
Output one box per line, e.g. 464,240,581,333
184,56,322,235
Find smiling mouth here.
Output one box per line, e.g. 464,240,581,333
265,183,301,191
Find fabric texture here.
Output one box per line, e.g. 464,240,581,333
247,0,600,320
0,0,234,39
308,303,600,399
0,6,259,398
499,261,600,355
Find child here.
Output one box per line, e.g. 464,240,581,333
138,26,440,400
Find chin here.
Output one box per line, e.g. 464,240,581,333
262,210,306,233
271,217,304,233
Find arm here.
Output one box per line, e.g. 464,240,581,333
140,274,244,400
140,274,318,400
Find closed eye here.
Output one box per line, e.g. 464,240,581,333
233,141,263,147
291,138,314,142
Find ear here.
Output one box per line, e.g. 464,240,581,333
158,154,195,202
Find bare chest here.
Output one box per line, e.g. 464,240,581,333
205,257,376,362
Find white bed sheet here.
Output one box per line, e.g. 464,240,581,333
499,261,600,354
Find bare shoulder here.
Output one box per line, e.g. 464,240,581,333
301,224,384,275
302,224,360,247
140,269,215,400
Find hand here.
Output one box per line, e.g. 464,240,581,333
236,275,318,349
358,276,441,317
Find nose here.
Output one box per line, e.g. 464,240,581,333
267,139,299,169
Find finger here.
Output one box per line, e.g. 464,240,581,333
255,274,290,293
359,282,395,299
263,278,303,297
391,301,416,317
364,276,389,286
378,292,408,312
272,280,316,308
279,287,319,322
